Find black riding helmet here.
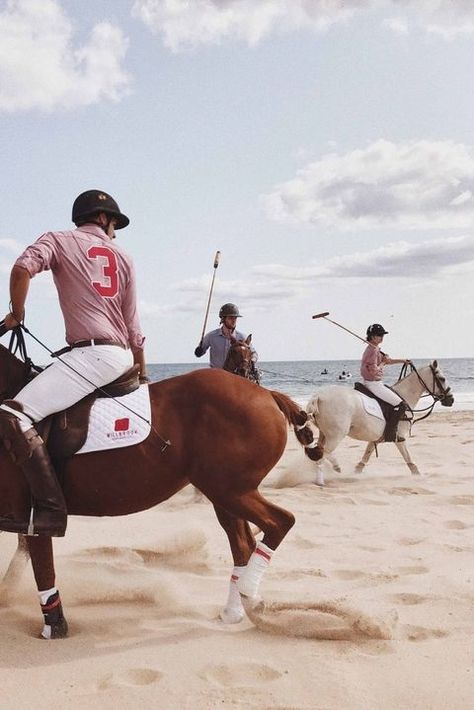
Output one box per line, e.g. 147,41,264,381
366,323,388,338
72,190,130,229
219,303,241,320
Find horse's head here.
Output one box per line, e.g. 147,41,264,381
429,360,454,407
223,335,254,379
0,341,32,401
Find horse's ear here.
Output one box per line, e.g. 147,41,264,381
246,334,252,345
433,359,438,369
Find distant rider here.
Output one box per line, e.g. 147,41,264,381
194,303,258,371
360,323,411,442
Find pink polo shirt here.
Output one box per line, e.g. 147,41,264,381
15,225,145,353
360,343,384,381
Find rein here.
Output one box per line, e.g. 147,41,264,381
396,362,451,424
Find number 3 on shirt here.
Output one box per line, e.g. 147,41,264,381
87,246,119,298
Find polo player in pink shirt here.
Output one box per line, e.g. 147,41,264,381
0,190,146,537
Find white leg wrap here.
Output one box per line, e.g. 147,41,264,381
38,587,57,606
237,542,273,598
220,566,246,624
38,586,58,640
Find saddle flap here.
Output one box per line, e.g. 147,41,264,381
354,382,393,421
45,366,142,459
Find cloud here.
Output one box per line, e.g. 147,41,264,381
262,140,474,231
252,235,474,280
132,0,361,51
0,0,130,112
132,0,474,49
146,235,474,317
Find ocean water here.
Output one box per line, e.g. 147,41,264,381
147,358,474,411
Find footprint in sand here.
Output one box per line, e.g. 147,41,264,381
402,625,449,641
397,537,426,546
99,668,163,690
200,662,282,687
388,487,436,496
333,569,366,581
449,495,474,506
394,565,429,576
389,593,430,606
444,520,469,530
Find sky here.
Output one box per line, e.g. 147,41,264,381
1,0,474,363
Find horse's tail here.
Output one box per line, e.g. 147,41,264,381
270,390,323,462
305,395,324,461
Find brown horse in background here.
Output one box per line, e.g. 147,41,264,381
0,341,316,638
223,334,260,384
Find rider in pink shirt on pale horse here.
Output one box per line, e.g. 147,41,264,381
360,323,411,442
0,190,146,537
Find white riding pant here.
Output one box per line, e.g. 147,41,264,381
0,345,133,426
362,380,402,407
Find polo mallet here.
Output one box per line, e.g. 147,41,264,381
312,311,385,354
0,320,6,338
198,251,220,346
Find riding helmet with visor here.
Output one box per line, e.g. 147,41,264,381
72,190,130,229
366,323,388,338
219,303,241,320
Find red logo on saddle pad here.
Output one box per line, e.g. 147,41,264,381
114,418,130,432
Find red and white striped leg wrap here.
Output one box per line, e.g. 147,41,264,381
237,542,274,598
220,565,246,624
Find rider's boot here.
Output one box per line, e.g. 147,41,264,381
0,409,67,536
384,402,407,443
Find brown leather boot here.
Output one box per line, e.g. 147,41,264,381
0,410,67,536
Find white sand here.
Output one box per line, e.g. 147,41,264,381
0,410,473,709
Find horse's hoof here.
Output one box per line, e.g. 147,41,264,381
220,606,244,624
40,617,69,639
354,464,364,474
240,594,264,615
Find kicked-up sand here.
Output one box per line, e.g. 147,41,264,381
0,410,473,709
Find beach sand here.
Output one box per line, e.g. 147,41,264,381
0,411,473,709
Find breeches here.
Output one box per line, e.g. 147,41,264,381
1,345,133,423
362,380,403,407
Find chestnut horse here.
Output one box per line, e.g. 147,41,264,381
0,340,316,638
223,334,260,384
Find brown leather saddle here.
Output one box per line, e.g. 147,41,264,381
38,365,141,459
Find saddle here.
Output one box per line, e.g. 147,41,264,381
38,365,141,459
354,382,395,422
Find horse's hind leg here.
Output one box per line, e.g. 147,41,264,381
213,504,256,624
210,489,295,600
355,442,376,473
26,536,68,639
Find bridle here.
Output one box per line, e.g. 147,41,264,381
223,341,253,379
397,362,454,423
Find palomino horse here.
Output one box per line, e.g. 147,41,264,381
0,338,316,638
306,361,454,486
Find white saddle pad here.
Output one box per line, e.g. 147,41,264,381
76,385,152,455
358,392,385,421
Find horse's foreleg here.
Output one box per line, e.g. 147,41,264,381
395,441,421,476
0,534,30,605
355,441,377,473
213,504,256,624
26,536,68,639
213,490,295,600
